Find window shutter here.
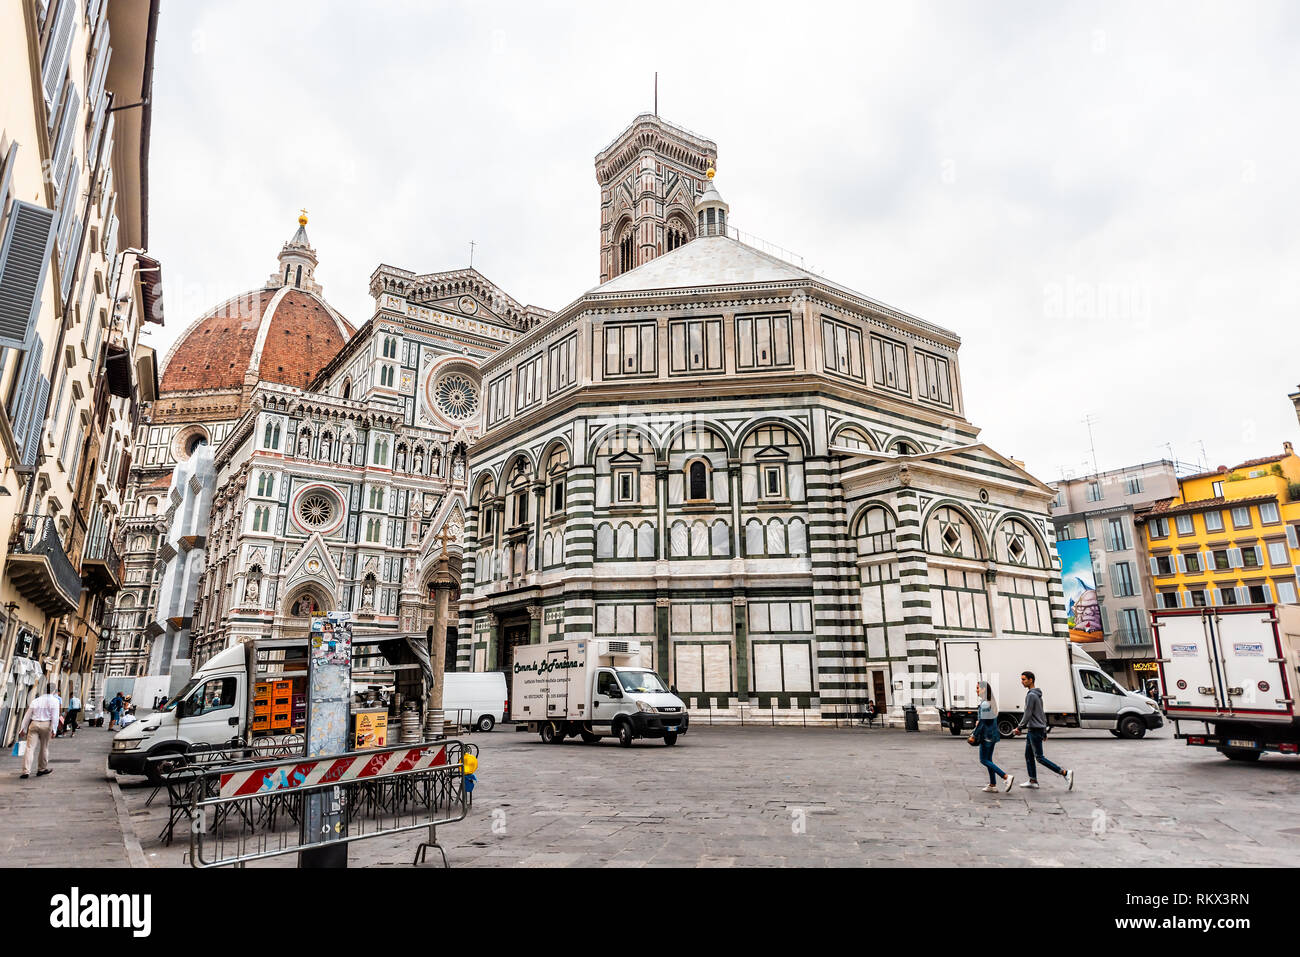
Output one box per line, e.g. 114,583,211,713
1288,526,1300,550
21,374,51,468
9,335,44,462
1175,553,1187,574
1202,550,1212,573
0,142,18,221
1264,583,1275,604
0,201,59,349
1109,562,1121,593
1209,587,1220,605
1228,547,1243,569
41,0,77,108
1149,556,1159,576
50,85,80,188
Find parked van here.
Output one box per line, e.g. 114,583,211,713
443,672,508,732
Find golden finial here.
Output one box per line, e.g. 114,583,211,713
298,208,309,226
706,167,715,180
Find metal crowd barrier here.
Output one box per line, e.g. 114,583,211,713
186,739,477,868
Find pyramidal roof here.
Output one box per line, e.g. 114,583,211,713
586,234,958,342
592,235,808,294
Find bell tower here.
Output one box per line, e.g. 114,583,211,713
594,114,717,283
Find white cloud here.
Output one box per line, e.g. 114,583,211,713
145,0,1300,479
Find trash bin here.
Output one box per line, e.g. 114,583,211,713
903,705,919,732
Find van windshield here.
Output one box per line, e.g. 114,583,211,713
617,670,668,693
163,679,200,711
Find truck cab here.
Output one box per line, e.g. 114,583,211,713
109,643,250,780
1070,646,1163,738
590,664,688,746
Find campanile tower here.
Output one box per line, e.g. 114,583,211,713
594,114,717,283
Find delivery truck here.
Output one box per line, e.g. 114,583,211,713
511,638,688,746
110,633,426,781
938,636,1163,739
1152,604,1300,761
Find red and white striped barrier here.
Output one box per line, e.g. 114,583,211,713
218,745,448,799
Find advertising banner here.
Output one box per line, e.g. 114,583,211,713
1056,537,1104,643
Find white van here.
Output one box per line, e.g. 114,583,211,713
443,672,507,732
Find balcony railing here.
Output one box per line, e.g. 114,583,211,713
81,527,122,593
1112,625,1153,649
7,514,82,615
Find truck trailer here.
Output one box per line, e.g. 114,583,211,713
1152,604,1300,761
511,638,688,746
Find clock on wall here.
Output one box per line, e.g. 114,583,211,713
458,296,478,315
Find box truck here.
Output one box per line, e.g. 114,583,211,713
110,634,425,781
938,636,1163,739
511,638,688,746
1152,604,1300,761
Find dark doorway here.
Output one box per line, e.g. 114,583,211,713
501,623,530,675
444,626,457,673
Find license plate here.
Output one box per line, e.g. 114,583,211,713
665,726,677,732
1229,739,1256,749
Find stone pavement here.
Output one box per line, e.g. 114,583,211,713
113,722,1300,868
0,719,142,867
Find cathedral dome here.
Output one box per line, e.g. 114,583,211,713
158,217,354,394
159,287,354,393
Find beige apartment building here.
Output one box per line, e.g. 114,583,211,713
1,0,161,743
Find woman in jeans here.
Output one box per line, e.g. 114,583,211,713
973,681,1014,792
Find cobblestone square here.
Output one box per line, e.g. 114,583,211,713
97,722,1300,868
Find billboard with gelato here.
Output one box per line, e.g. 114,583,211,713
1056,537,1104,643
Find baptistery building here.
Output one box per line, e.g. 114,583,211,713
457,115,1067,724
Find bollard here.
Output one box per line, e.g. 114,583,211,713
903,704,919,732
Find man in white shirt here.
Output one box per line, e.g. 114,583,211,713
18,690,61,778
63,693,82,736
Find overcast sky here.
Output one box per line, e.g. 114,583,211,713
144,1,1300,482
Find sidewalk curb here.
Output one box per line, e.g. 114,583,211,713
106,759,149,869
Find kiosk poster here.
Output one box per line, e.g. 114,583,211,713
1056,537,1104,643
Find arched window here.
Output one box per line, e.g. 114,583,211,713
617,225,635,275
926,506,980,559
834,426,874,452
341,379,351,400
285,265,291,284
295,265,302,288
688,460,709,501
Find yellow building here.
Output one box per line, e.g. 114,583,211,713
1136,442,1300,609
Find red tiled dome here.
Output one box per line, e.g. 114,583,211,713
159,287,354,393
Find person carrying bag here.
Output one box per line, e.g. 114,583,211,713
971,681,1014,793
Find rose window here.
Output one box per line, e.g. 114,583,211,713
434,373,478,421
298,494,335,528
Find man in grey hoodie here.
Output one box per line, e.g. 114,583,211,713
1012,671,1074,790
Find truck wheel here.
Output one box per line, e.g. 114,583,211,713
1221,747,1261,762
997,717,1017,738
539,722,556,744
948,723,964,737
1119,716,1146,739
579,730,600,744
663,732,678,746
145,747,188,785
1109,729,1122,738
616,721,634,748
476,715,495,733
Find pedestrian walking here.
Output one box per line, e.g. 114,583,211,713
1012,671,1074,790
972,681,1014,792
106,691,125,730
17,689,61,778
63,692,81,736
